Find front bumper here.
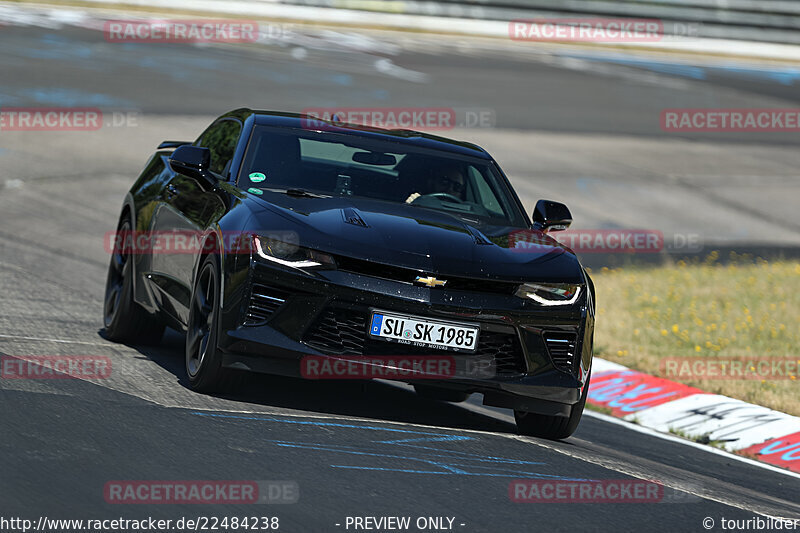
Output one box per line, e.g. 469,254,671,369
218,259,593,416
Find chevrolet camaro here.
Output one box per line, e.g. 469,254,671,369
103,108,595,439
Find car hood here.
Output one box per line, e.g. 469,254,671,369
244,192,583,282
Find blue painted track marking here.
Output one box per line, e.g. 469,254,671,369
192,411,583,479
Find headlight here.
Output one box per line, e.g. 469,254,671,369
515,282,581,306
253,235,336,270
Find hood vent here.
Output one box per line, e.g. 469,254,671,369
342,207,368,227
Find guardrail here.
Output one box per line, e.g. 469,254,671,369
276,0,800,44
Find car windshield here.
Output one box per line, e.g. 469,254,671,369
239,125,528,227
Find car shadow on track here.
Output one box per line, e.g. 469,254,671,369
100,328,520,436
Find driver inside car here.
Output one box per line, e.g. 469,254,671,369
405,165,466,204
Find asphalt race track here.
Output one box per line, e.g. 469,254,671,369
1,7,799,532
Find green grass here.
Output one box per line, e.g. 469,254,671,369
591,253,800,416
667,427,729,450
585,403,613,416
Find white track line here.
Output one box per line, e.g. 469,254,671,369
0,334,117,347
385,381,800,481
582,410,800,480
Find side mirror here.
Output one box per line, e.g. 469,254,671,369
532,199,572,232
168,146,216,189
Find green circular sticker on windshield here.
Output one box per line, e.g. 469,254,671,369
247,187,263,195
249,172,266,183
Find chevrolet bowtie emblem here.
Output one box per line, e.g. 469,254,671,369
415,276,447,288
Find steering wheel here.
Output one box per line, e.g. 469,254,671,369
425,192,465,204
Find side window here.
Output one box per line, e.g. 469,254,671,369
468,166,503,216
196,120,242,177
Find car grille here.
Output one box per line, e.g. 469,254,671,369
543,331,579,373
478,331,526,374
303,307,527,375
243,283,289,326
333,255,518,295
302,306,365,353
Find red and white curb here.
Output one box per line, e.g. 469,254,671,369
589,358,800,474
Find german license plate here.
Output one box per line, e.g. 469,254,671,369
368,311,479,352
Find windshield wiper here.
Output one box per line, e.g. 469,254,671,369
264,188,330,198
286,188,329,198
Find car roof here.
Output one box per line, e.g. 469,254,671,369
219,108,492,160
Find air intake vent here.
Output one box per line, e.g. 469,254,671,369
544,331,578,373
304,307,527,375
243,284,289,326
304,308,367,354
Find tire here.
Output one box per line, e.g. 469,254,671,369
414,384,470,403
514,372,591,440
103,215,164,344
185,254,239,393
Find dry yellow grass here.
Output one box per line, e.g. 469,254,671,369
591,253,800,416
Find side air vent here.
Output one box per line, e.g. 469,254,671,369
544,331,578,373
243,284,289,326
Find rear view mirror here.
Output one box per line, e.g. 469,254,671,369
168,146,216,189
352,151,397,166
532,199,572,232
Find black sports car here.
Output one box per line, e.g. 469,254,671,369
103,109,595,439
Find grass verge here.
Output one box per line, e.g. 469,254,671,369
585,403,613,416
592,253,800,416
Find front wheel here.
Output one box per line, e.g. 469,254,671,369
185,254,237,393
514,372,590,440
